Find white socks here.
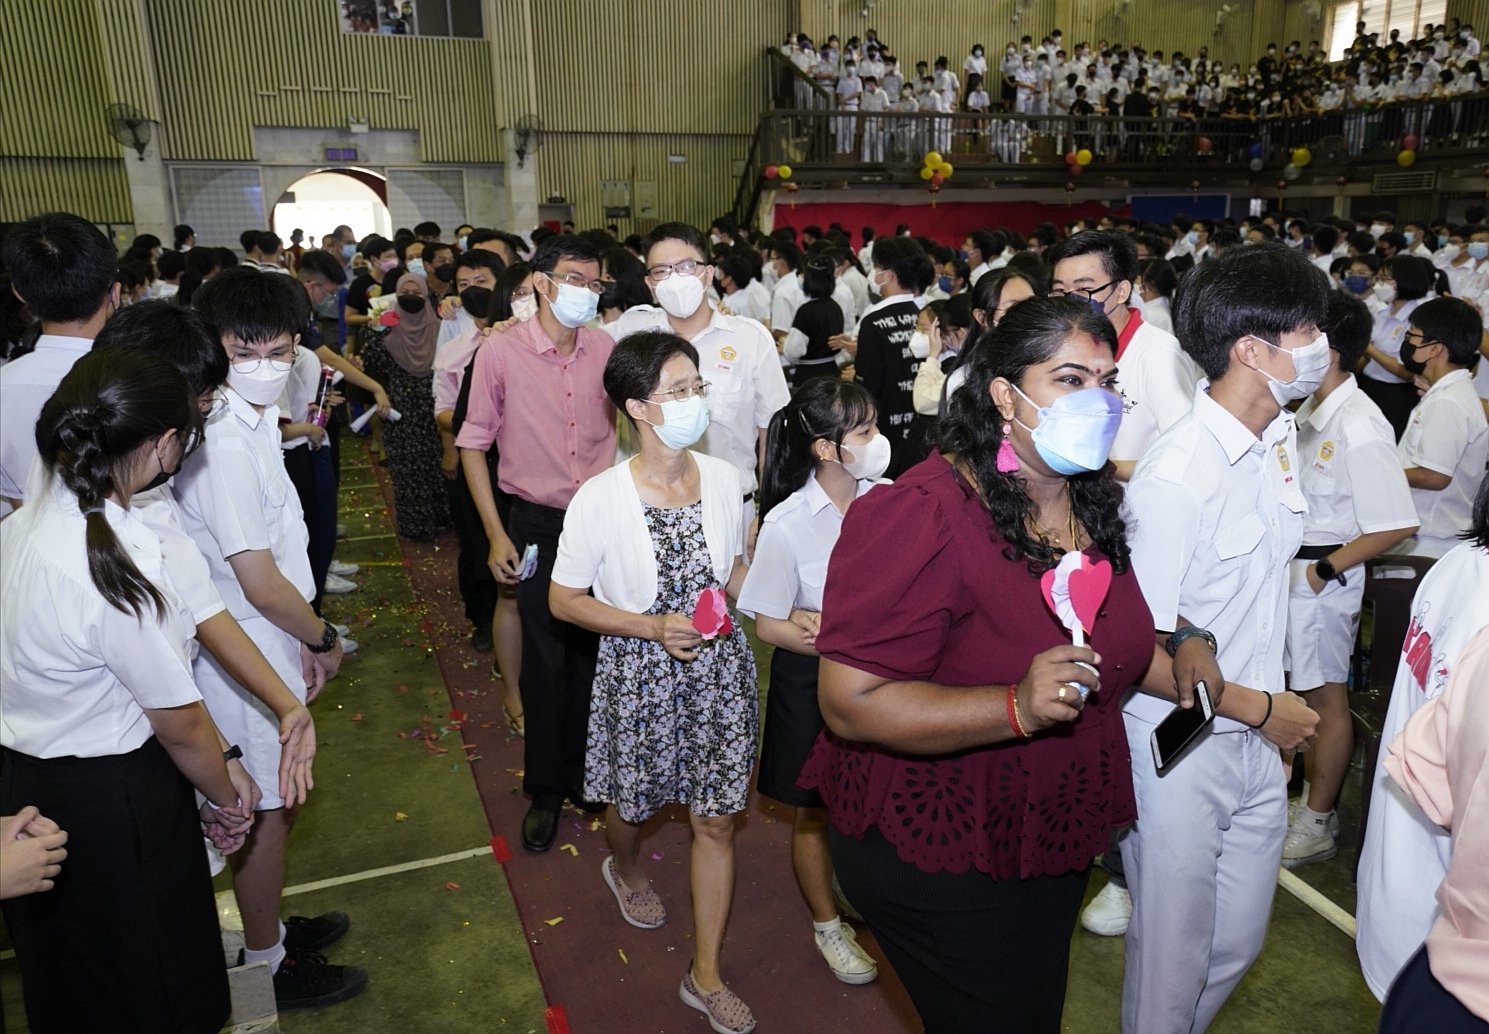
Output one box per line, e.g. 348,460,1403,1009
813,916,843,934
1298,804,1333,828
243,922,288,974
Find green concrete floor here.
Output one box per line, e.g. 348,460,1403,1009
0,450,1384,1032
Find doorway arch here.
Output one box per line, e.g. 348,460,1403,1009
271,168,392,249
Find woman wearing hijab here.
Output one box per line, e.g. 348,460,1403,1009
360,272,450,539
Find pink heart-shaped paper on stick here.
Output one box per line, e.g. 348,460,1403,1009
691,587,729,639
1067,557,1113,634
1039,567,1059,615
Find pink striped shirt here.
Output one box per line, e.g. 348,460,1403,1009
453,318,617,510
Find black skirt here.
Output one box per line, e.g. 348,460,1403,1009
0,737,231,1034
757,646,826,808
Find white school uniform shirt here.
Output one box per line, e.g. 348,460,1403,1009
1397,368,1489,555
836,74,863,107
832,280,857,330
1445,257,1489,301
840,267,870,323
933,69,959,106
1110,312,1198,465
609,305,789,495
434,323,481,416
172,387,315,621
1364,298,1421,384
1139,295,1173,336
277,345,323,450
1125,388,1307,730
861,85,889,113
438,302,476,350
771,270,806,333
0,334,92,512
963,53,987,78
1310,253,1335,275
737,473,884,619
0,480,203,759
723,285,770,326
551,452,742,612
968,88,991,111
1294,378,1418,545
1357,541,1489,1001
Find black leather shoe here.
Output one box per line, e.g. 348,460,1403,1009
521,805,559,852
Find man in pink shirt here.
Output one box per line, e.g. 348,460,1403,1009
455,235,617,852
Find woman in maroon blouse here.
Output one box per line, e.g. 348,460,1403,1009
799,296,1224,1033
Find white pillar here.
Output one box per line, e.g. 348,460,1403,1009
121,145,175,244
503,129,540,237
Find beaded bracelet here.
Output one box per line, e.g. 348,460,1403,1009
1006,686,1029,738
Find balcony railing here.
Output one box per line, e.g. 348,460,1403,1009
752,95,1489,177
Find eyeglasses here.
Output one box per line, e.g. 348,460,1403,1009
646,259,710,282
200,391,227,418
1050,279,1119,302
647,382,711,402
544,270,612,295
230,356,295,373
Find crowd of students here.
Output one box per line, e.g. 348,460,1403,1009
1,198,1486,1034
780,19,1486,163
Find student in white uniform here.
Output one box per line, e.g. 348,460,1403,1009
173,268,367,1010
737,379,885,987
1362,254,1436,439
0,212,119,517
1049,231,1197,482
1357,484,1489,1004
769,241,808,342
0,350,253,1033
1281,292,1419,868
1396,298,1489,557
859,76,890,162
834,62,863,153
1122,243,1327,1034
715,255,770,326
608,223,790,549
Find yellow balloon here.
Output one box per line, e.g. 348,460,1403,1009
777,164,793,180
1076,148,1093,166
925,151,943,167
919,166,935,181
1396,149,1416,167
939,162,954,178
1291,147,1312,167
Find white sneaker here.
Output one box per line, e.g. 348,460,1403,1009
1080,882,1132,936
328,559,360,576
331,623,351,637
1281,809,1338,868
814,921,877,985
338,636,359,656
336,523,348,539
322,572,358,594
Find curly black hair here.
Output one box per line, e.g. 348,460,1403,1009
937,295,1131,576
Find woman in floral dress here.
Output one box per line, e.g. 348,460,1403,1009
550,331,759,1034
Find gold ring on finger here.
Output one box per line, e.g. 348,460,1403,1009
1058,685,1067,701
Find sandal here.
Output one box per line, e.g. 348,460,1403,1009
602,856,666,929
679,964,755,1033
503,703,525,737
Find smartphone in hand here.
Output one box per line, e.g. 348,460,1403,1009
1151,680,1216,771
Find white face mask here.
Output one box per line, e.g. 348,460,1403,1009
643,394,710,450
406,257,426,277
512,294,539,322
908,330,931,359
228,359,294,407
838,433,892,480
655,273,706,319
1374,281,1396,303
1253,332,1332,404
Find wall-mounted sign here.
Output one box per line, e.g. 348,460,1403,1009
604,206,631,219
324,147,358,162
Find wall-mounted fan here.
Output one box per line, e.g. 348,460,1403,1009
107,103,153,160
514,114,545,168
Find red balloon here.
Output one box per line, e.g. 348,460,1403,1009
930,172,945,187
1070,163,1083,177
1064,151,1079,165
1402,134,1420,151
764,165,779,179
1196,136,1213,153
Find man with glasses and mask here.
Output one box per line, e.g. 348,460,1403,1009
1048,231,1197,484
456,234,618,853
1119,243,1326,1034
608,223,790,554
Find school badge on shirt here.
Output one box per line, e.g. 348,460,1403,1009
1318,440,1334,462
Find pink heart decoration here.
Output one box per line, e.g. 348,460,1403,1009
1066,557,1113,634
691,587,732,640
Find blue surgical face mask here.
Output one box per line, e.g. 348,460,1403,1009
1468,241,1489,261
406,257,426,277
341,243,357,260
938,275,953,293
545,276,599,327
1011,383,1124,475
1437,234,1450,247
1342,274,1371,294
643,394,710,450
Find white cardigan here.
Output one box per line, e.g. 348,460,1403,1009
551,451,743,613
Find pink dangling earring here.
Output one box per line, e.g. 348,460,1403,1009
996,422,1020,473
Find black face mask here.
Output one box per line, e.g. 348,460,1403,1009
598,284,623,310
142,445,183,493
459,286,493,320
397,294,426,314
432,263,455,283
1400,339,1431,376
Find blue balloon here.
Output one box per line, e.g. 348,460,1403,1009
1248,142,1263,159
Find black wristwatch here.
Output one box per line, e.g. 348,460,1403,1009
1314,558,1347,586
1165,625,1218,658
305,619,340,654
223,744,243,763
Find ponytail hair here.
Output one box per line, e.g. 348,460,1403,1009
36,349,202,619
759,379,878,519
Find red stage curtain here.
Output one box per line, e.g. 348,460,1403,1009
770,199,1131,246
